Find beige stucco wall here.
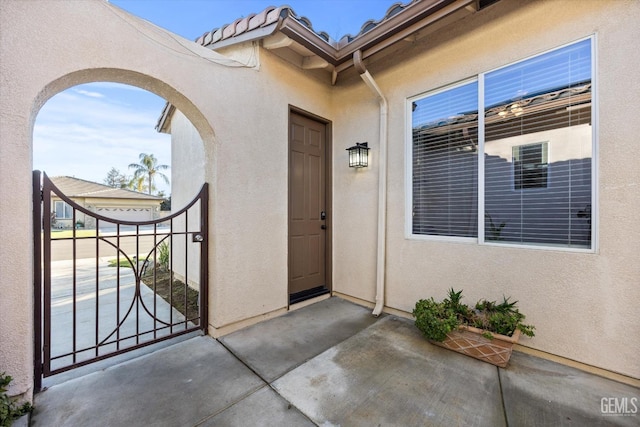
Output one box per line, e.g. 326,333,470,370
205,43,333,329
167,109,205,288
2,0,639,403
332,0,640,378
1,0,333,399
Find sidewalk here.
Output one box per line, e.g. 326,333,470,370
30,298,639,426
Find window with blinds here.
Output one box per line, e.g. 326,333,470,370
411,81,478,238
410,38,593,249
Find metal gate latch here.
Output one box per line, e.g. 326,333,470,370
192,233,205,242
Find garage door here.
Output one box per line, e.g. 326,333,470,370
95,207,153,222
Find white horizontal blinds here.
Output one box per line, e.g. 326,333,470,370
483,39,592,248
412,81,478,237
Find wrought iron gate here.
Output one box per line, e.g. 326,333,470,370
33,171,208,389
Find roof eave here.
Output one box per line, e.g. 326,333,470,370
155,102,175,134
278,16,340,65
264,0,476,70
335,0,475,67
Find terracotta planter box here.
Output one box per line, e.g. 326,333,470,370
429,326,521,367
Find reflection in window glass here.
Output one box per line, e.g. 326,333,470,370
409,39,593,249
412,81,478,238
484,39,592,248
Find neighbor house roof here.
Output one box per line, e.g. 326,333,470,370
415,82,592,132
50,176,163,201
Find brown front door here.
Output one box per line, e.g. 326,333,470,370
288,112,329,303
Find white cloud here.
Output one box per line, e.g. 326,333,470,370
87,82,147,92
33,83,172,194
74,89,105,98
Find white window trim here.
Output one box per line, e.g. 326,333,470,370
405,35,597,253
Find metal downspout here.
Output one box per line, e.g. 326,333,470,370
353,50,388,317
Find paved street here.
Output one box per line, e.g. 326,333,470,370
49,234,161,261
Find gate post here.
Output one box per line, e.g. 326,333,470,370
32,170,42,392
200,183,209,331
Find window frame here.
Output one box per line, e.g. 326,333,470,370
54,200,73,219
405,77,479,244
406,36,597,253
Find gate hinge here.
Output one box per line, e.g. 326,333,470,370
40,190,44,201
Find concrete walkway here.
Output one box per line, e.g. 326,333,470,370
30,298,639,426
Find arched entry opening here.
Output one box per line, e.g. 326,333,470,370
31,69,215,391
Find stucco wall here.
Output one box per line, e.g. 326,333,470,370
332,0,640,378
205,43,333,329
168,109,205,288
2,0,639,402
0,0,308,397
1,0,338,398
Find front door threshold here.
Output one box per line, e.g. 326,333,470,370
289,286,330,305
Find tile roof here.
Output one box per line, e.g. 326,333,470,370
339,1,415,45
50,176,164,200
158,0,482,131
195,1,420,51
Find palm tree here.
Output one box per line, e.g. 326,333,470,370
127,175,148,193
128,153,169,195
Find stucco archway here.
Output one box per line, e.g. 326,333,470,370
1,1,223,401
31,68,215,146
31,70,215,391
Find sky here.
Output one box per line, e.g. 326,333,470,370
33,0,396,195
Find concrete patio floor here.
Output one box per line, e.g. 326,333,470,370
30,297,639,426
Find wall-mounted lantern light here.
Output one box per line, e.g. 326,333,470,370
346,142,370,168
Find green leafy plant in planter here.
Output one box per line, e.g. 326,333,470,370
413,288,535,341
413,288,535,367
1,373,32,427
472,297,535,339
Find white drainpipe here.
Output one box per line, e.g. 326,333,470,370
353,50,388,317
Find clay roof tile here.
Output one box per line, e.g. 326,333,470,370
222,18,240,39
265,6,284,26
248,6,274,30
235,14,253,34
211,28,223,44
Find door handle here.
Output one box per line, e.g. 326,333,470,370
321,225,327,230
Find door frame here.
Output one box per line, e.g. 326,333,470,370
288,106,333,306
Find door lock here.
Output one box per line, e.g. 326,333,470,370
320,211,326,220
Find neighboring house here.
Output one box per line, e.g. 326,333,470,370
50,176,164,229
1,0,639,402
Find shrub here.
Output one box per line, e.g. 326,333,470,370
413,288,535,342
0,373,32,427
158,242,170,271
